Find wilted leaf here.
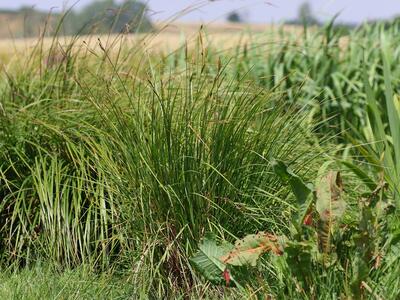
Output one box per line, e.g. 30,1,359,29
221,232,282,267
316,171,345,221
303,213,313,226
315,171,345,254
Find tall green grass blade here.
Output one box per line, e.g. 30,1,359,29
381,37,400,182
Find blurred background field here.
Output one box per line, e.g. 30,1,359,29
0,22,305,58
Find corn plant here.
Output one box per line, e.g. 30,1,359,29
348,34,400,205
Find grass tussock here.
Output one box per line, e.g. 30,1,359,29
0,25,323,298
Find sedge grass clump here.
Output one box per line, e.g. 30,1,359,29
91,65,323,292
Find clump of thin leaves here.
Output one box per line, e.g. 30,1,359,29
0,21,323,297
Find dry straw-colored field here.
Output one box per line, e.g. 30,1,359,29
0,22,304,61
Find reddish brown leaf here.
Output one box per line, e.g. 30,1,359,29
223,268,231,286
303,213,313,226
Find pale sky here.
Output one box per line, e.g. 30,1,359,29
1,0,399,24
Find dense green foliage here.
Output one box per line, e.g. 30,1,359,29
0,31,321,298
193,161,398,298
1,16,400,299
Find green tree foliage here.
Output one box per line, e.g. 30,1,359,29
74,0,153,34
298,2,319,25
286,2,319,26
227,11,243,23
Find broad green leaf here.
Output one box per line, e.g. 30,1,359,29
271,159,314,227
221,232,282,267
190,234,233,285
350,255,370,299
271,159,313,205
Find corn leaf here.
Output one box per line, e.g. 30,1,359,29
382,38,400,179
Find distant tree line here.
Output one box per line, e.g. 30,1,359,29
1,0,153,38
63,0,153,35
224,2,352,34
